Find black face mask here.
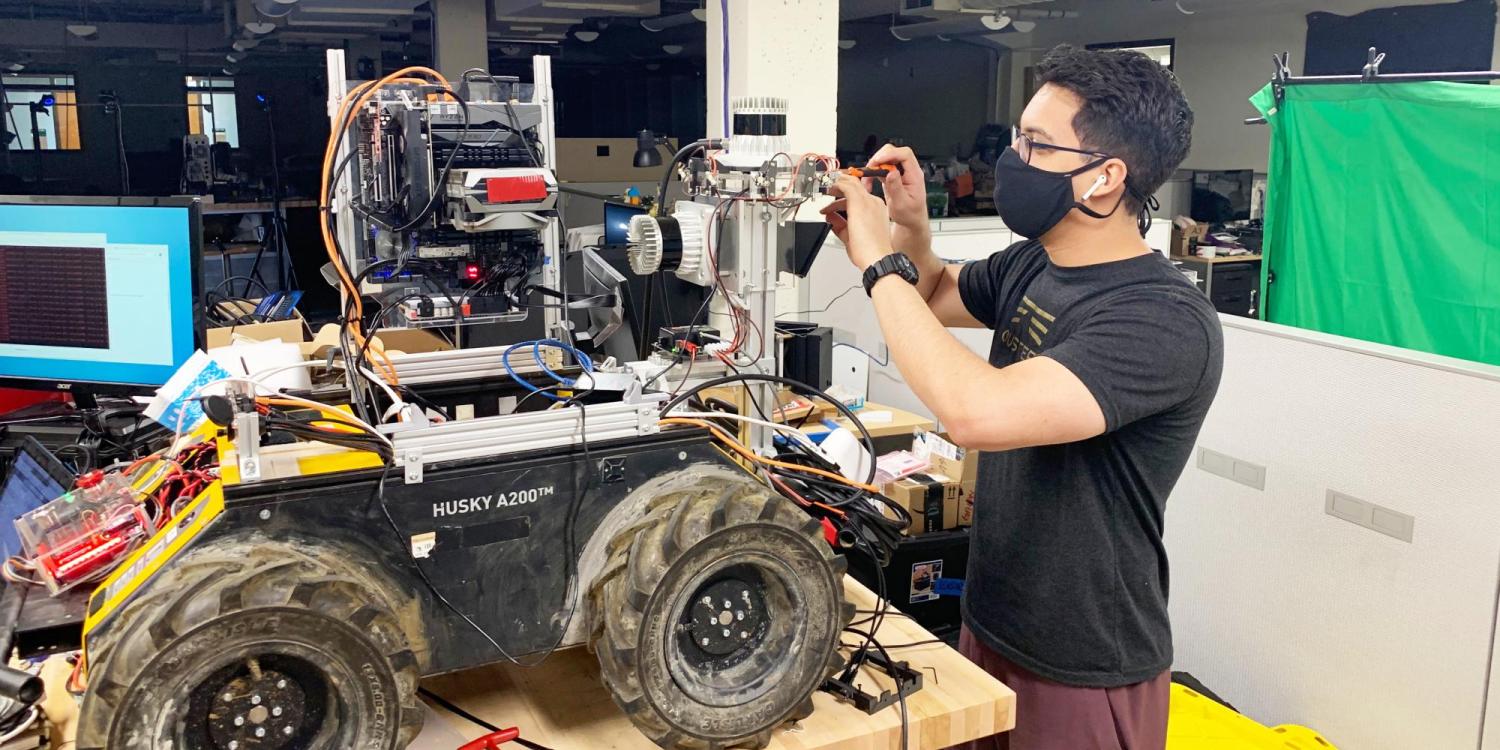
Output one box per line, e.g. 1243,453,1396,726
992,146,1125,239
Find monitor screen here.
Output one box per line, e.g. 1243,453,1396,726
0,444,71,560
0,199,200,388
1190,170,1254,224
604,202,646,247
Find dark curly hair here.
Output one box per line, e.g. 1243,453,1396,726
1034,44,1194,213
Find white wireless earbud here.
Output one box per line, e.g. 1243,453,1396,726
1080,174,1108,202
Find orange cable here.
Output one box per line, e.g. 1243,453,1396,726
659,417,880,493
320,67,454,386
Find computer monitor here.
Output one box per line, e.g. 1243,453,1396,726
0,196,203,393
1190,170,1254,224
603,202,646,247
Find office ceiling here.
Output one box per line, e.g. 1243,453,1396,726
0,0,221,23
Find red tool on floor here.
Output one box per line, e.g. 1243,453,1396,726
457,728,521,750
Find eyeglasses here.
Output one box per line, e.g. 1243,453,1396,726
1011,125,1113,166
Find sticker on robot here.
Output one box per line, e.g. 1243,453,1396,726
144,350,234,432
910,560,942,604
410,531,437,559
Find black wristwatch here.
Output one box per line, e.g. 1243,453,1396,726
862,252,920,296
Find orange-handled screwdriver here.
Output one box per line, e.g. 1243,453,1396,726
839,164,903,179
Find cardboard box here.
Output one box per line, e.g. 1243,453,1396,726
958,479,977,526
370,328,453,355
914,431,978,484
883,473,959,534
211,321,453,365
1170,220,1208,258
206,319,305,350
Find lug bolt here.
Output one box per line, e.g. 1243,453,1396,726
228,743,238,750
276,679,287,689
272,707,283,717
234,716,245,727
284,725,295,736
255,727,266,738
251,695,261,705
701,638,710,646
722,628,731,638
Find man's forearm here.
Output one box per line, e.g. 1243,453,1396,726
892,224,943,301
866,275,1109,451
868,274,993,429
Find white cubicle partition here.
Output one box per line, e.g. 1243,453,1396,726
1168,317,1500,750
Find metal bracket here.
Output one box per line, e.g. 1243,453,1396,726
400,447,424,484
636,404,661,435
1361,47,1386,81
821,650,924,715
233,411,262,483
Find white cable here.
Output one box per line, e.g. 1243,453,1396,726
357,365,408,420
0,706,37,742
665,410,820,450
247,360,405,423
247,359,344,382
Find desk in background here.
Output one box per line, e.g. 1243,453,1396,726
1174,254,1262,318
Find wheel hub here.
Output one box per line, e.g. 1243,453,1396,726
204,660,309,749
682,577,767,659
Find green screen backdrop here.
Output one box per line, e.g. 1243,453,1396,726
1251,81,1500,365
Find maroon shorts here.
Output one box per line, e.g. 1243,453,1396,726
950,626,1170,750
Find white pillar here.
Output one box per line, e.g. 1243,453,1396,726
432,0,489,81
706,0,839,157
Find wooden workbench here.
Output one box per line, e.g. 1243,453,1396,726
421,579,1014,749
45,580,1011,748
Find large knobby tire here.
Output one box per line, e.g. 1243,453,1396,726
588,471,853,750
78,539,425,750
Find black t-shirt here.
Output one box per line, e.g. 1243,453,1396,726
957,239,1223,688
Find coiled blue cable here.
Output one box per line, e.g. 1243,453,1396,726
502,339,595,400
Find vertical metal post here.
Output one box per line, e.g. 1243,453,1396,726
718,198,782,454
533,55,565,341
324,49,359,291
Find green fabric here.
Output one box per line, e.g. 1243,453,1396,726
1251,81,1500,365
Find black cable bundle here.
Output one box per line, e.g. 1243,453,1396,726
260,412,394,464
662,373,910,565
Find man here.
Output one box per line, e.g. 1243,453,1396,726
823,45,1222,750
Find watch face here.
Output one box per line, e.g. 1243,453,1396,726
893,253,919,281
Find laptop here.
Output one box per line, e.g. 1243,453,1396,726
0,438,76,560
